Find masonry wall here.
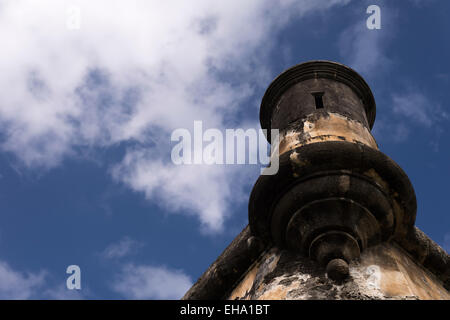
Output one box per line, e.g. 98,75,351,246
228,242,450,300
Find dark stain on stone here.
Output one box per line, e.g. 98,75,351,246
262,250,324,286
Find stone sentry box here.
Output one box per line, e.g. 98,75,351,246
250,60,416,280
183,61,450,300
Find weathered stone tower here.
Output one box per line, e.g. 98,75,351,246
183,61,450,300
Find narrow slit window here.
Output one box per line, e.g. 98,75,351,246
312,92,324,109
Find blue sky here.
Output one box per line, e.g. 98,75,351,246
0,0,448,299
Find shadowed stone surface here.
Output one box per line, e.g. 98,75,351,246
228,244,449,300
182,225,450,300
182,60,450,300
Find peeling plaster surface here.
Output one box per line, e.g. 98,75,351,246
228,243,450,300
279,112,378,155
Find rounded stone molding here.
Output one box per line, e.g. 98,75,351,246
249,141,417,258
284,198,382,255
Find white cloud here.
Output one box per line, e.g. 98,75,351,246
0,261,46,299
337,4,450,147
373,91,449,146
392,92,448,127
0,0,351,231
112,264,192,300
373,92,448,144
101,236,142,259
372,119,410,143
111,149,255,232
0,259,88,299
338,4,394,75
43,285,85,300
